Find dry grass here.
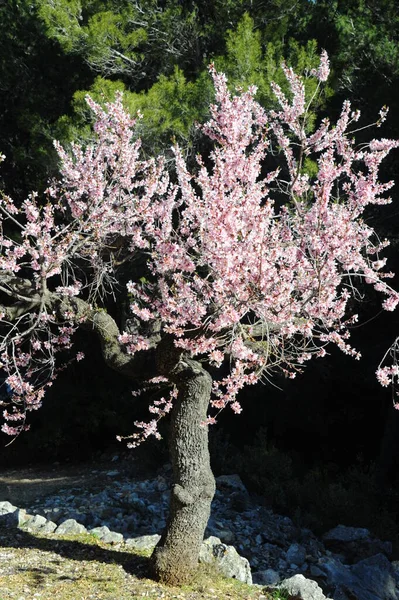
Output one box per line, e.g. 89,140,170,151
0,528,271,600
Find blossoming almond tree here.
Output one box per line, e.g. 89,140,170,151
0,52,398,584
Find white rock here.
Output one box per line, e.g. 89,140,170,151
55,519,87,535
89,525,111,540
279,574,329,600
0,501,17,515
199,536,252,585
125,534,161,551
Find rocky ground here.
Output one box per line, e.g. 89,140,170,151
0,455,398,599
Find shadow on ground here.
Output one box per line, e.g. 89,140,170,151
0,525,151,579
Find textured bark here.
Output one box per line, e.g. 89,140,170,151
1,270,216,584
151,355,215,585
0,271,159,381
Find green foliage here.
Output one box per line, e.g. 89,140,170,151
215,13,333,124
269,589,290,600
291,0,399,115
0,0,91,194
333,0,399,85
0,0,336,193
54,11,332,163
37,0,148,75
214,13,265,93
55,77,128,145
36,0,201,86
55,68,210,157
125,67,211,155
36,0,85,54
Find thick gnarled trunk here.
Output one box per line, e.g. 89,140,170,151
151,357,215,585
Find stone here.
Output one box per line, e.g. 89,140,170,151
0,501,17,515
252,569,281,585
0,508,31,528
42,507,64,524
23,518,58,534
229,492,251,513
1,466,397,599
22,514,47,532
102,530,124,544
323,524,392,563
318,553,398,600
214,528,235,544
323,525,370,543
89,525,111,540
125,534,161,551
286,542,307,566
310,565,327,578
257,512,298,548
55,519,87,535
40,520,58,534
351,554,398,600
392,561,399,587
199,536,252,585
215,476,251,514
279,574,329,600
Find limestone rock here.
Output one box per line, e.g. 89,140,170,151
23,514,57,534
199,536,252,585
323,525,392,563
55,519,87,535
213,528,235,544
89,525,111,540
286,542,307,566
89,525,124,542
279,574,329,600
323,525,370,543
39,520,58,534
318,553,398,600
125,534,161,551
102,530,123,544
0,508,31,528
0,501,17,516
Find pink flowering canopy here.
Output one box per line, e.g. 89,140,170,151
0,51,398,440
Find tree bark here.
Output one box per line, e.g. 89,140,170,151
0,271,217,584
151,356,215,585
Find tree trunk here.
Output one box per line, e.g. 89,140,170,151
151,357,216,585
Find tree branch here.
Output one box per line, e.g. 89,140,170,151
53,295,159,380
0,268,159,381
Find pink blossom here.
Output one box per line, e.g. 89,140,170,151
0,52,398,439
311,50,330,82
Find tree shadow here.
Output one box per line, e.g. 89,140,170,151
0,525,152,580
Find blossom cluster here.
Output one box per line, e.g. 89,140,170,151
123,54,398,425
376,340,399,409
0,52,398,439
0,94,172,435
